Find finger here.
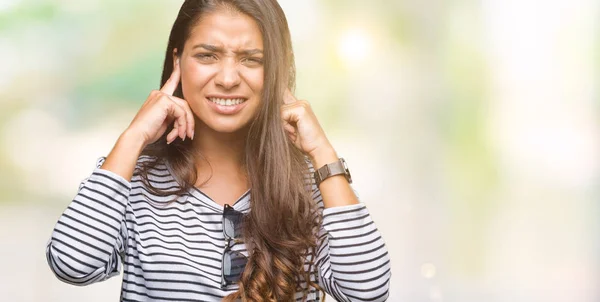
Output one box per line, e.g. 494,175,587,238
160,61,181,96
164,98,188,141
175,119,185,141
283,122,296,134
287,132,298,144
283,120,298,140
178,117,186,141
283,88,297,105
166,125,179,144
281,105,302,124
169,96,195,140
147,89,161,103
168,103,186,141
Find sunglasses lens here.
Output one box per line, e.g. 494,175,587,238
223,250,247,283
223,207,243,239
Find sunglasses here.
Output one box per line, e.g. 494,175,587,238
221,204,248,288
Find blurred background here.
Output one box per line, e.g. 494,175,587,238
0,0,598,301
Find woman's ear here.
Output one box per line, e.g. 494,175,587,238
173,48,180,69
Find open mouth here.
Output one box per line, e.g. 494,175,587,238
208,97,247,106
206,96,249,115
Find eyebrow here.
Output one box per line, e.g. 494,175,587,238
192,43,263,55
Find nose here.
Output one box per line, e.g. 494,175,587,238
214,58,241,90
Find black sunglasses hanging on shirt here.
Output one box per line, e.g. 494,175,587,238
221,204,248,288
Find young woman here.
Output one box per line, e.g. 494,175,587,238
46,0,391,301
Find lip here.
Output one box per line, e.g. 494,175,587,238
206,96,249,115
206,94,247,100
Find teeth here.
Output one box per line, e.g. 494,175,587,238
209,98,245,106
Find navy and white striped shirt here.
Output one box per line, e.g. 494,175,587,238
46,156,391,301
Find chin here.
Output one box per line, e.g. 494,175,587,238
203,118,253,134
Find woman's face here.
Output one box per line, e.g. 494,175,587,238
178,10,264,134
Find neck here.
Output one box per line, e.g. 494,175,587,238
191,120,247,176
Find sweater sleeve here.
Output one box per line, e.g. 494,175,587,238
315,200,392,302
46,157,131,286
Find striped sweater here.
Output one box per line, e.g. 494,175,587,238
46,156,391,301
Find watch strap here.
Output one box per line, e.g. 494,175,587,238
314,158,352,186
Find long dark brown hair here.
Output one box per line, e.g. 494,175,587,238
138,0,323,300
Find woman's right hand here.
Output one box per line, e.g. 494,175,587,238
100,60,195,181
126,61,195,147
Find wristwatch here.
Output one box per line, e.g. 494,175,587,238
314,158,352,186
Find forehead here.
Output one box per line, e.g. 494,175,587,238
185,10,263,51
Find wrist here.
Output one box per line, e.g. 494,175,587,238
118,129,147,155
102,130,146,182
309,144,338,169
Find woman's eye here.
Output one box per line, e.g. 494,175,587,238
242,57,263,66
195,53,216,61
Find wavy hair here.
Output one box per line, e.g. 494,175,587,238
138,0,324,300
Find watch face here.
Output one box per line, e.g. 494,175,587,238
341,158,352,183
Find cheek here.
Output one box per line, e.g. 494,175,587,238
182,64,213,89
245,70,264,93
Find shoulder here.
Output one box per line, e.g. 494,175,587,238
131,155,176,184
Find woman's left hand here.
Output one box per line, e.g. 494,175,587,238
281,89,335,160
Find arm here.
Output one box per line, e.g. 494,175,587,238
46,157,131,285
281,90,391,300
315,203,391,302
309,154,391,301
46,61,193,285
46,129,143,284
